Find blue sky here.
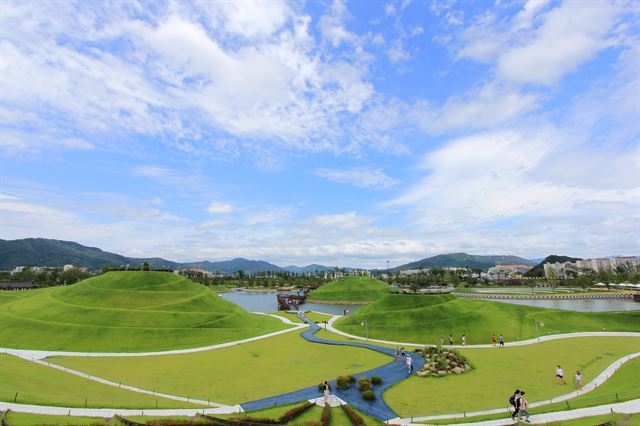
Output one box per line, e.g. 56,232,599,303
1,0,638,268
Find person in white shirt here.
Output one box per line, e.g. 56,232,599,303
574,370,583,387
406,355,413,374
517,391,531,422
461,334,466,346
556,364,566,384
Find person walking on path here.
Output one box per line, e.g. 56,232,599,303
498,334,504,347
395,347,399,361
449,334,454,345
406,354,413,374
462,334,466,346
574,370,583,387
492,334,497,346
556,365,567,384
516,391,531,422
509,389,521,420
322,381,330,405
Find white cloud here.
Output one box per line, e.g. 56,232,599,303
207,202,233,215
390,129,637,256
316,167,398,188
413,82,540,134
499,1,625,85
319,0,359,47
455,1,627,85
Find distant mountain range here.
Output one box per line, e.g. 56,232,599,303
383,252,536,273
1,238,565,275
0,238,337,275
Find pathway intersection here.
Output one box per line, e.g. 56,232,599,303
1,311,638,423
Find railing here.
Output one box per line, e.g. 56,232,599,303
452,292,633,300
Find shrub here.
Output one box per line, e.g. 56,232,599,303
371,376,382,385
362,390,376,401
347,375,356,383
321,404,331,426
336,375,351,390
357,376,372,391
341,404,365,426
279,401,314,423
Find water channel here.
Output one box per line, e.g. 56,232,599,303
221,289,640,314
219,290,363,315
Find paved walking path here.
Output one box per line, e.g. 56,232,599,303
240,312,424,421
390,352,640,425
0,313,307,360
398,398,640,425
325,315,640,348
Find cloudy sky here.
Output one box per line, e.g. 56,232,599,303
1,0,638,268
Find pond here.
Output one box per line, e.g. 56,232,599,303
492,298,640,312
219,290,363,316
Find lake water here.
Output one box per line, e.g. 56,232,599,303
219,290,363,315
491,298,640,312
220,290,640,314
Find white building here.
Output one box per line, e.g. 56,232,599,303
63,264,75,271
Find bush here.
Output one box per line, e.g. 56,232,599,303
362,390,376,401
357,376,372,391
341,404,365,426
279,401,315,423
371,376,382,385
336,375,351,390
321,404,331,426
347,375,356,383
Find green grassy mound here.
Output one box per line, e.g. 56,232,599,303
0,271,286,352
307,276,390,303
335,294,640,343
0,354,197,409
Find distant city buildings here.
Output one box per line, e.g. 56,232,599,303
487,264,532,280
544,256,640,279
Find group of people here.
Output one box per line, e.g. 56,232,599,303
394,347,413,373
491,334,505,347
556,364,583,387
509,389,530,422
439,334,468,346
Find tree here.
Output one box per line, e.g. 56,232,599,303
546,268,557,291
142,262,150,271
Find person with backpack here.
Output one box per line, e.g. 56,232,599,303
517,391,531,422
509,389,521,420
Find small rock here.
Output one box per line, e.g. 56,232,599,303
464,364,471,370
437,370,447,376
417,371,429,377
452,367,463,374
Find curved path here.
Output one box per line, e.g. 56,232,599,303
325,315,640,348
411,399,640,425
240,312,424,421
391,351,640,424
3,312,639,423
0,313,307,360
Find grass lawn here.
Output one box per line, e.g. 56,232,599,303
3,412,113,425
0,354,197,409
428,356,640,424
303,311,334,323
384,336,640,418
267,311,305,323
0,271,287,352
49,331,391,406
335,294,640,344
307,277,390,303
